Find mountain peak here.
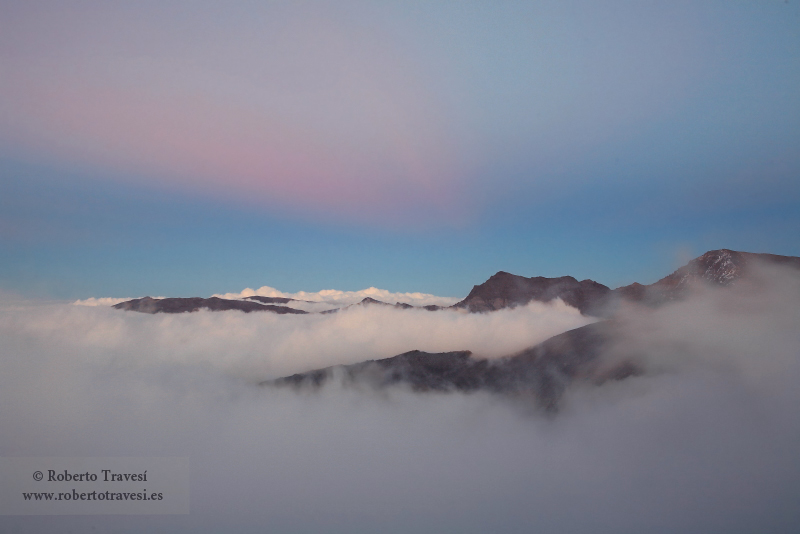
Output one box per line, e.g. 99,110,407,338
453,272,610,315
611,249,800,306
357,297,388,306
454,249,800,316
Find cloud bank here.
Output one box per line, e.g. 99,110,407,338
2,266,799,533
13,298,592,383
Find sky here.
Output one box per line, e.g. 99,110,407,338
1,1,799,299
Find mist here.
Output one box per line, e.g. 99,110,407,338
1,267,799,533
5,297,592,383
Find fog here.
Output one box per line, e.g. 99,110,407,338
6,297,592,384
1,267,799,533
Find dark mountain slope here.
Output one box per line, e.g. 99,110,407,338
611,249,800,306
454,249,800,316
452,272,611,316
266,322,636,410
113,296,307,314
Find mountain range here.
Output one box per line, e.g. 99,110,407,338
114,296,308,314
258,249,800,409
451,248,800,314
111,249,799,410
115,249,798,317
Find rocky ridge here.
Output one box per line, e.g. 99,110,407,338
452,273,610,315
266,321,635,411
113,296,307,314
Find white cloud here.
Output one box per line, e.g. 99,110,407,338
213,285,461,311
5,297,592,383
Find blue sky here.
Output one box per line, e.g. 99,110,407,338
1,1,799,299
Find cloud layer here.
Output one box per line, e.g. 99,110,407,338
2,266,800,533
15,297,593,383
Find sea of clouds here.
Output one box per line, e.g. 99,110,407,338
55,294,593,381
2,267,799,533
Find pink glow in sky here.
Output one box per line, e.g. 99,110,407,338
0,3,471,224
1,2,796,229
